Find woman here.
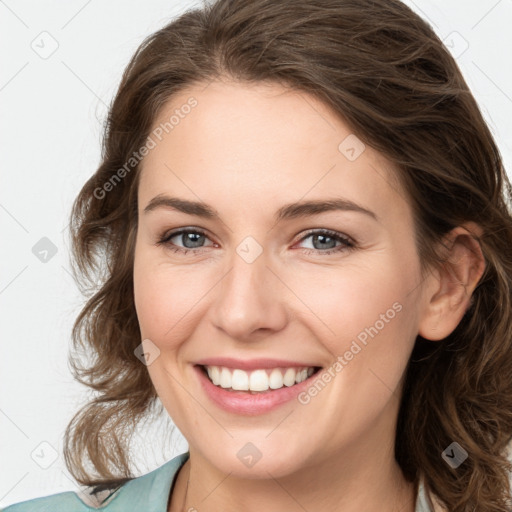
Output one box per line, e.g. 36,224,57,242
3,0,512,511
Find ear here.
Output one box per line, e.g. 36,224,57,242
418,222,486,341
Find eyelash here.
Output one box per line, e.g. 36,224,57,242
156,228,356,256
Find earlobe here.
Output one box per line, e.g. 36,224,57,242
418,223,486,341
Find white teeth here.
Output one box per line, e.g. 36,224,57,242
283,368,296,387
203,365,317,392
295,369,308,383
269,368,283,389
219,367,232,388
231,369,249,391
207,366,220,385
249,370,269,391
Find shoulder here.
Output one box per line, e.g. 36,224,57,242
0,491,87,512
1,452,190,512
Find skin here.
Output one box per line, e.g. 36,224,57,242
132,79,485,512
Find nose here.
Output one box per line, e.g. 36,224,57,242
209,248,289,342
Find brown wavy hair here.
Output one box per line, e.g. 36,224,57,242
64,0,512,509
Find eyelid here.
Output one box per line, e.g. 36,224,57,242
295,228,354,246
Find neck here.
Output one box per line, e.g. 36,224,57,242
169,445,417,512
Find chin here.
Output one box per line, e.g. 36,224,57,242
196,437,315,480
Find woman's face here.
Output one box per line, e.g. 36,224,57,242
133,80,432,478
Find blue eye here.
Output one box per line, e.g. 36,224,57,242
157,228,215,255
156,228,355,256
296,229,354,255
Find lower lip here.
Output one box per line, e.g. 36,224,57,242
194,365,321,416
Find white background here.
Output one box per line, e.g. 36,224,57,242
1,0,511,507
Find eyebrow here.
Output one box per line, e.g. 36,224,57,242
143,194,378,222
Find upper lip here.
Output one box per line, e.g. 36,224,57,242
195,357,321,371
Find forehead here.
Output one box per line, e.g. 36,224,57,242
137,80,408,223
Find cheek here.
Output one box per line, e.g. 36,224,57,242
133,247,211,349
290,256,416,352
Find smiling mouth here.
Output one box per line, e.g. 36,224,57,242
198,364,322,393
